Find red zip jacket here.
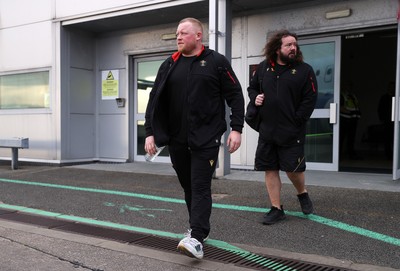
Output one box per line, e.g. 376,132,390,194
247,59,318,146
145,47,244,149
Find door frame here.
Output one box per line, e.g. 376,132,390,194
130,54,171,163
393,25,400,180
299,36,341,171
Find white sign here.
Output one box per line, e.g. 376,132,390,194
101,70,119,100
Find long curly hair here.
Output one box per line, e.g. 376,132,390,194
263,30,303,63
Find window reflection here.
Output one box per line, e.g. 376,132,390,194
136,59,169,158
137,60,163,114
0,71,49,109
301,42,335,109
305,119,333,163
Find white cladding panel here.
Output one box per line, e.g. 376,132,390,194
55,0,181,18
0,21,53,71
0,113,56,159
0,0,53,28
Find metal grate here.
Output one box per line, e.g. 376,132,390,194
0,208,17,215
0,212,73,228
0,208,353,271
57,222,150,243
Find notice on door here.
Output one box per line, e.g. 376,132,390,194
101,70,119,100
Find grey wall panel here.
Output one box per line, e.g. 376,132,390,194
70,68,95,114
98,114,128,159
70,31,95,70
69,114,95,158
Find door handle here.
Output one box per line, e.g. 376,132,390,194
329,103,337,124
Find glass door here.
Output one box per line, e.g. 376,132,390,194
299,36,341,171
133,56,169,162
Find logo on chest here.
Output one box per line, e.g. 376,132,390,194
200,60,207,67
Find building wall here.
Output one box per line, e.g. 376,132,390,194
95,30,129,161
0,0,54,30
0,0,398,165
64,30,96,161
55,0,163,18
0,0,57,161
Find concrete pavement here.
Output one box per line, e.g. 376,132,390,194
73,161,400,192
0,219,251,271
0,162,399,271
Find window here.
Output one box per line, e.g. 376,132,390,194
0,71,50,109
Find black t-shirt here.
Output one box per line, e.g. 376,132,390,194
166,55,195,143
275,63,288,74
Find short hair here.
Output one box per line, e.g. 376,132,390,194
263,29,303,63
179,17,204,33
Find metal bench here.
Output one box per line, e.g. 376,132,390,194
0,137,29,170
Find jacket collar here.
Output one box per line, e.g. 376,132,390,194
171,45,205,62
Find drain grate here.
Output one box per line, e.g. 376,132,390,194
0,208,353,271
57,222,150,243
0,212,74,228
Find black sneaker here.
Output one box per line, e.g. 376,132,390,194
262,206,286,225
298,192,314,214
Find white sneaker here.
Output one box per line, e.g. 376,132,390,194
184,229,209,242
184,229,192,238
177,237,204,259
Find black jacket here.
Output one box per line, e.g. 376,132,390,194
145,47,244,149
247,59,318,146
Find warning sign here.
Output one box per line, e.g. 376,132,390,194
101,70,119,100
106,71,114,80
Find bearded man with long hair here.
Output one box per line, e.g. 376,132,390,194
247,30,318,224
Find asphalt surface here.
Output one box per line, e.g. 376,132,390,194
0,163,399,271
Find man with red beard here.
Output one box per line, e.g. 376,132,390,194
247,30,318,225
144,18,244,259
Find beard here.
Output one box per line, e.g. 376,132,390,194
177,42,197,56
279,51,296,64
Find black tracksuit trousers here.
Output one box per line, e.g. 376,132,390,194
169,141,219,243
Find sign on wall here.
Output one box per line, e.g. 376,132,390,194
101,70,119,100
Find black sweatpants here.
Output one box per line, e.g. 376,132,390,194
169,141,219,243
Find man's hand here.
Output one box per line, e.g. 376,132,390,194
144,136,156,156
227,130,242,153
255,93,265,106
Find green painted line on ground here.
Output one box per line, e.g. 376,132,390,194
0,203,180,238
0,203,294,271
0,177,399,247
301,214,400,247
0,178,185,204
